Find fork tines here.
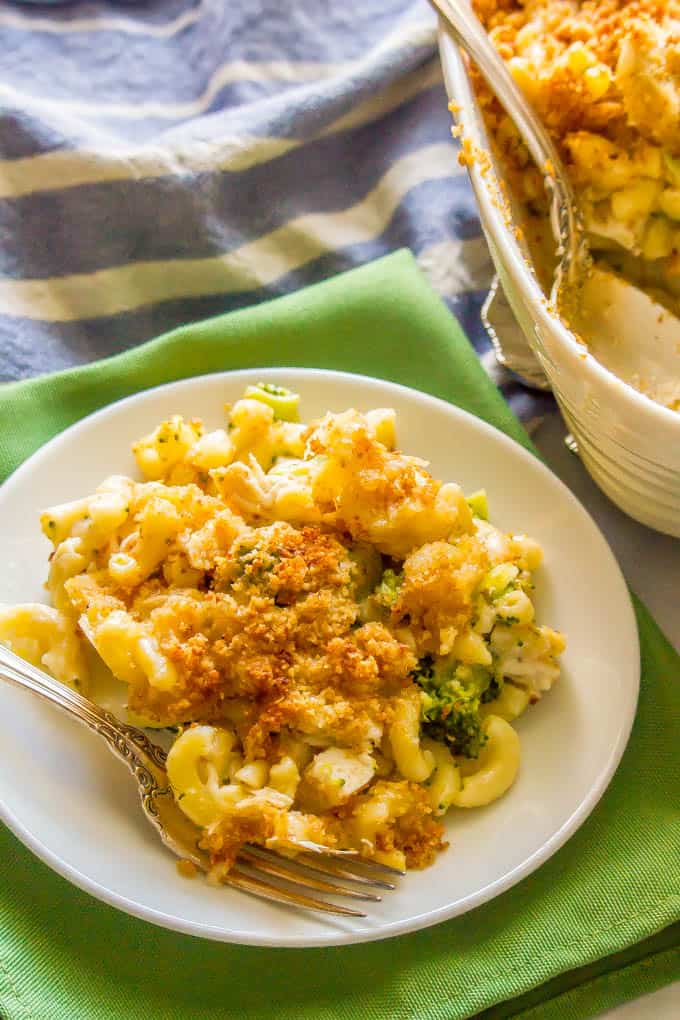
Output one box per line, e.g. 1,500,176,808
230,845,404,917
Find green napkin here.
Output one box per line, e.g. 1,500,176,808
0,251,678,1020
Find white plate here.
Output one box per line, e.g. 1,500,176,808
0,369,639,947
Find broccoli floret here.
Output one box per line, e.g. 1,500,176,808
466,489,489,520
243,382,300,421
258,383,289,396
374,568,403,608
480,674,501,704
414,658,498,758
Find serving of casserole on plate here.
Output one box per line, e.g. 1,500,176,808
0,370,638,945
0,379,565,878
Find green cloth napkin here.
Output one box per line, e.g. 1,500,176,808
0,250,678,1020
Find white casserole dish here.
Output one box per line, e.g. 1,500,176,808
438,24,680,538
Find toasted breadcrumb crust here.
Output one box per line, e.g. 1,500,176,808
474,0,680,148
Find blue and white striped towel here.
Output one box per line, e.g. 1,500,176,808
0,0,552,422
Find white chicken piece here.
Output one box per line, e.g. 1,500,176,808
297,748,377,812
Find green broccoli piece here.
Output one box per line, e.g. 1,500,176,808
481,674,501,704
414,658,498,758
244,382,300,421
374,568,403,608
466,489,489,521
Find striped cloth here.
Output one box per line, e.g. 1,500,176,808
0,0,552,422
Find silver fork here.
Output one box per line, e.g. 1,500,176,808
0,643,402,917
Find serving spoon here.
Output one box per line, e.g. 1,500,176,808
428,0,590,309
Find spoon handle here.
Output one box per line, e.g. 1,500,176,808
430,0,585,287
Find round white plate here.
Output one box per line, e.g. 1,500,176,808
0,369,639,947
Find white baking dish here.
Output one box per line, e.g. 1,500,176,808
438,24,680,537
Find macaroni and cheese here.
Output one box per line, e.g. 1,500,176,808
0,384,565,876
473,0,680,342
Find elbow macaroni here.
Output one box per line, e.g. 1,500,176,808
450,716,521,808
0,385,564,876
0,603,90,693
422,738,459,816
166,725,267,827
476,0,680,338
389,695,435,783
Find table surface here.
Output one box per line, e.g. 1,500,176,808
598,982,679,1019
535,413,679,1020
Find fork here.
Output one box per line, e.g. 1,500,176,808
0,643,402,917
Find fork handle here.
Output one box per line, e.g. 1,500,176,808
0,643,169,789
